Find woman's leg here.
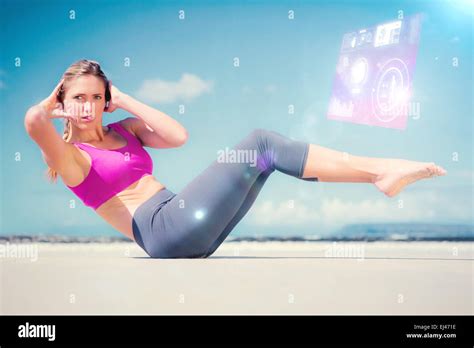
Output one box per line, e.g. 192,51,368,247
203,142,449,257
202,169,272,257
302,144,447,197
136,128,447,258
143,128,318,258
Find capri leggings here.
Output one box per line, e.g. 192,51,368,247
131,128,319,258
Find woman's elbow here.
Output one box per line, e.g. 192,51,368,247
176,130,188,146
175,129,188,147
24,105,45,133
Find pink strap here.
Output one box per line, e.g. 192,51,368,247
109,122,130,139
109,121,140,146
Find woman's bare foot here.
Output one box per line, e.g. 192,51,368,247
373,160,447,197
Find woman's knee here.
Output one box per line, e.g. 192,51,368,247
244,128,278,172
247,128,271,143
242,128,272,154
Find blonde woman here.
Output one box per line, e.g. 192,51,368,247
24,59,447,258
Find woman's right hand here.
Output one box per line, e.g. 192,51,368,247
37,79,78,122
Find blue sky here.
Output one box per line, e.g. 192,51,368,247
0,0,472,237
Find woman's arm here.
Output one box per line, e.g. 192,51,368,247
113,86,188,149
24,80,78,175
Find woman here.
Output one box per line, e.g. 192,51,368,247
24,59,447,258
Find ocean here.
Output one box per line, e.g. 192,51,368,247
2,223,472,243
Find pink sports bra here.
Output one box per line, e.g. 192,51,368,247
66,121,153,210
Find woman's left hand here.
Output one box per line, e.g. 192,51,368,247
105,81,123,113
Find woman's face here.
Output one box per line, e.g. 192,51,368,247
62,74,107,127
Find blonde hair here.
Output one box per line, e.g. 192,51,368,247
47,59,110,183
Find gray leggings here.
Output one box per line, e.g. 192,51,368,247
132,128,318,258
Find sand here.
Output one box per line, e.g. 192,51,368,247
1,241,472,315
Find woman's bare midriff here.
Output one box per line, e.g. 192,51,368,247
63,138,166,241
95,174,166,241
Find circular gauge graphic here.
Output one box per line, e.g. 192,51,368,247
372,58,410,123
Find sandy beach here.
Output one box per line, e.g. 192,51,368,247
1,241,472,315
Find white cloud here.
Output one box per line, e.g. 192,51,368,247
247,197,401,227
246,199,321,226
246,188,472,227
136,73,213,104
319,194,436,223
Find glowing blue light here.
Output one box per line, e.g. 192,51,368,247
194,210,205,220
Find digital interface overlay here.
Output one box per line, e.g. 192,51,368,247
327,14,423,130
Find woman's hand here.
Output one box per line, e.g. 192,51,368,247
37,78,79,122
104,81,124,113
